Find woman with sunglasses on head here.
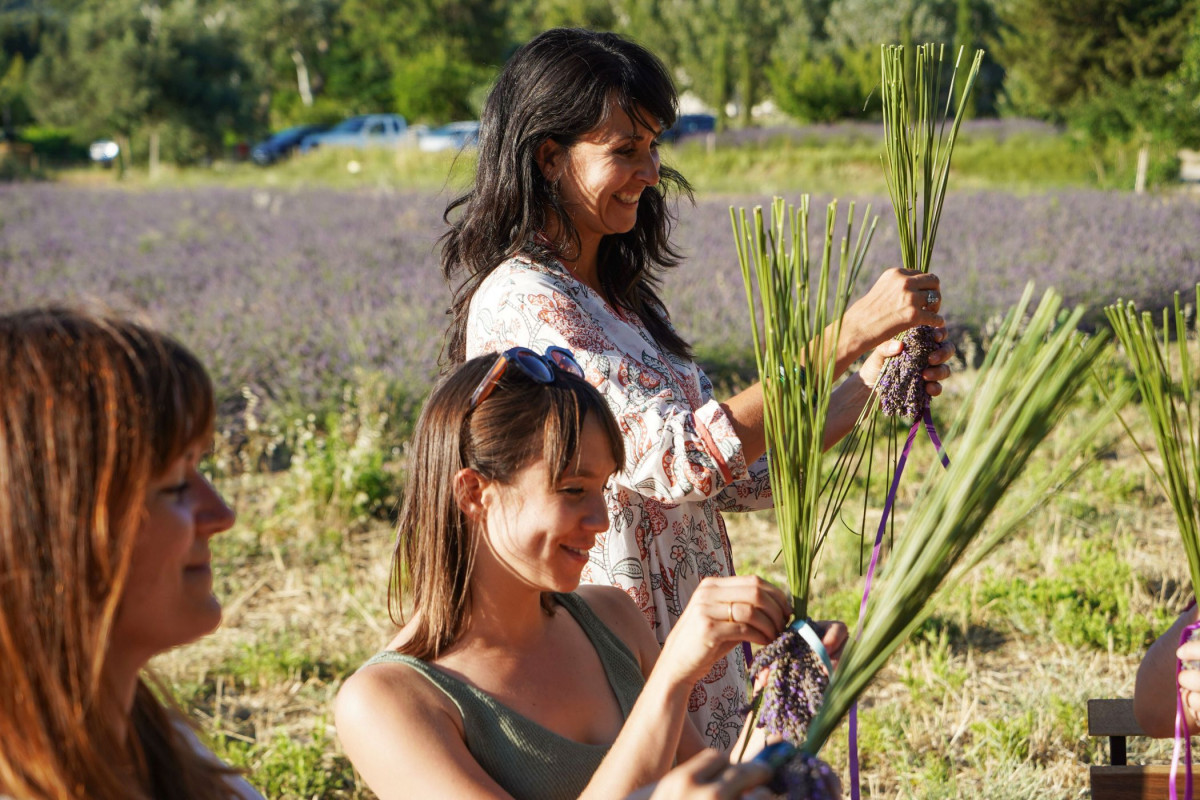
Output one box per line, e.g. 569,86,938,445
335,350,843,799
441,27,953,750
0,308,261,800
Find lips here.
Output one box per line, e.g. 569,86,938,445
614,191,641,205
561,544,591,560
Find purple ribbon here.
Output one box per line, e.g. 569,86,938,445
848,407,949,800
1172,620,1200,800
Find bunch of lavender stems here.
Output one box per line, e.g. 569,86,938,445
881,43,982,276
1105,286,1200,593
732,196,877,619
803,285,1125,756
877,43,983,418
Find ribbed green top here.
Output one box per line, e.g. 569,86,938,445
361,592,645,800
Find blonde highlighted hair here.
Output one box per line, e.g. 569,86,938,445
0,308,231,799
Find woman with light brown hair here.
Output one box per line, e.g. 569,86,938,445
336,348,846,799
0,308,261,800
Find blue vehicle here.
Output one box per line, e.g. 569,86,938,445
251,124,329,166
660,113,717,144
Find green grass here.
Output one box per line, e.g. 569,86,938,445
144,349,1194,798
42,124,1187,196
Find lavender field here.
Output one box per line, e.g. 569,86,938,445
4,184,1198,425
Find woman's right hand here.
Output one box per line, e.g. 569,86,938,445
843,267,944,356
638,750,774,800
657,576,791,686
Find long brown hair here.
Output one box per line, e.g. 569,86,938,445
440,28,695,365
390,354,625,660
0,308,231,799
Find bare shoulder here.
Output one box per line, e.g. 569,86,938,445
335,656,514,800
572,585,659,672
335,656,463,744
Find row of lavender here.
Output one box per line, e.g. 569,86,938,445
3,184,1198,416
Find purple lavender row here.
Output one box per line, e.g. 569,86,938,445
5,186,1197,416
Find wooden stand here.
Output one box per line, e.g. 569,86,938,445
1088,698,1173,800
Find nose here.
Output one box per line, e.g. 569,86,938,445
638,148,660,187
194,471,236,538
582,492,609,534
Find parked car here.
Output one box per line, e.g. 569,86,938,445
660,113,717,144
251,124,328,166
298,114,408,153
88,139,120,164
418,121,481,153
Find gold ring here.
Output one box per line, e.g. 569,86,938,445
728,601,735,623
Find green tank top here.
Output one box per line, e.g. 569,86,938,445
360,592,646,800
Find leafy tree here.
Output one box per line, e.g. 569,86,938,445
237,0,341,121
999,0,1195,121
28,0,254,174
335,0,508,123
619,0,792,128
999,0,1199,189
508,0,616,43
768,44,877,122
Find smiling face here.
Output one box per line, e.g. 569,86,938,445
538,101,662,256
109,442,236,666
476,414,617,593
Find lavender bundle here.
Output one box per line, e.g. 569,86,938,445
803,286,1123,757
751,742,841,800
875,43,983,417
732,197,877,746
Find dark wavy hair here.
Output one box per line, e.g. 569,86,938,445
439,27,695,364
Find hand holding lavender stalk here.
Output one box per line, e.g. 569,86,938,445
876,43,983,418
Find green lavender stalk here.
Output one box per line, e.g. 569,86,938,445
731,197,877,618
1105,286,1200,594
877,43,984,419
881,42,983,276
804,285,1124,755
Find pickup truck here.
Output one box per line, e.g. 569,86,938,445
298,114,409,153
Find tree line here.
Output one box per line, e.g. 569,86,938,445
1,0,1198,170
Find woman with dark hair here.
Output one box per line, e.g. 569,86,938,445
441,28,953,750
335,350,844,798
0,308,261,800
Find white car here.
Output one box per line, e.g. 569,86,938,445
89,139,120,163
418,121,480,153
299,114,409,153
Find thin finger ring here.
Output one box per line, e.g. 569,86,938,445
926,290,939,308
728,602,735,623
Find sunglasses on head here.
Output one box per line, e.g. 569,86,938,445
469,346,585,410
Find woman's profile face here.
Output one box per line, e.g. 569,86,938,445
110,442,236,665
477,414,616,593
540,101,662,249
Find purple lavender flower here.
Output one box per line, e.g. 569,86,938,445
875,325,940,418
746,628,830,745
769,751,842,800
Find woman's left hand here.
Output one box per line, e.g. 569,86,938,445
858,326,955,395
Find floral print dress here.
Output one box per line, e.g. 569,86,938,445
465,255,774,752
